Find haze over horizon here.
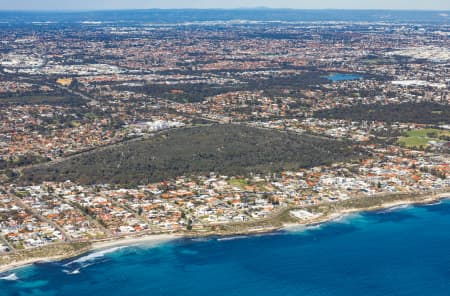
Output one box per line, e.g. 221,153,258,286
0,0,449,11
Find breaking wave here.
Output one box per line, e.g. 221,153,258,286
0,273,18,281
62,246,127,274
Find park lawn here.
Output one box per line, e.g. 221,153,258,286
398,128,450,148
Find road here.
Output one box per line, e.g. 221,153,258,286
9,192,74,243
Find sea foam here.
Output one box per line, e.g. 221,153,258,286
62,268,80,275
0,273,18,281
217,235,250,241
63,246,126,268
379,204,411,213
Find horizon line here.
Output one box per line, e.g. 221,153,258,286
0,7,449,13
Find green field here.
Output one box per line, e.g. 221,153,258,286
398,128,450,149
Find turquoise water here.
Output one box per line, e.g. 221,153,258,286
2,199,450,296
327,73,363,81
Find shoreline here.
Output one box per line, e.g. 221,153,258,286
90,233,179,251
1,190,449,275
0,233,179,274
290,191,450,229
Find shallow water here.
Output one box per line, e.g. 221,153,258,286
2,199,450,296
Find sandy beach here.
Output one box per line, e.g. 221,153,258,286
0,233,179,274
91,233,179,250
290,192,450,229
0,255,70,274
1,191,449,275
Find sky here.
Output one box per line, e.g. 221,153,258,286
0,0,448,11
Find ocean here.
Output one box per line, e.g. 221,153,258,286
1,199,450,296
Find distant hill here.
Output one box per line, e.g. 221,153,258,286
20,125,357,186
